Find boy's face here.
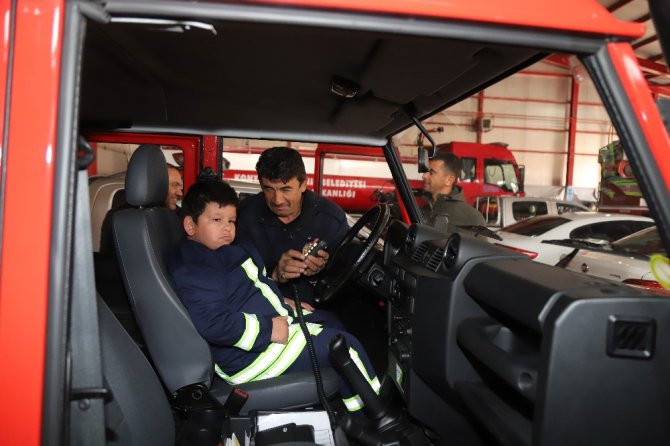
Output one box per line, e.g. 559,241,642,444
184,203,236,250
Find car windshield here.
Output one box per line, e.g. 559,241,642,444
503,216,569,236
484,159,519,193
612,227,665,257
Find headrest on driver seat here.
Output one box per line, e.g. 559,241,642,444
125,144,168,208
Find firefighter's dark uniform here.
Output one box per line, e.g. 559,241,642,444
236,189,349,305
168,239,378,412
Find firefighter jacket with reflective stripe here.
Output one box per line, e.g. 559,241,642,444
168,239,295,375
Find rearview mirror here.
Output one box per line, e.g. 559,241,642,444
418,146,430,173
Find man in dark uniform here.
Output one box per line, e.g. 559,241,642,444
421,151,486,233
236,147,349,307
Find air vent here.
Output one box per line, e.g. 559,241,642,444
427,248,445,272
444,234,460,269
607,316,655,359
411,243,428,262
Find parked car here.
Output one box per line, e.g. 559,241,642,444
495,212,654,265
475,195,589,229
562,227,668,293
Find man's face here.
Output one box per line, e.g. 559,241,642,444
422,159,456,195
166,167,183,210
184,203,236,250
260,176,306,220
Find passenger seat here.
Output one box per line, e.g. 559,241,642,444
99,295,174,445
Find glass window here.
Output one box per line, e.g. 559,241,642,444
476,196,499,226
512,201,548,221
612,227,665,256
461,157,476,182
484,158,519,193
557,203,587,214
94,143,183,175
504,216,569,236
569,220,654,242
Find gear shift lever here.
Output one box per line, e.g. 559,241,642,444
329,335,398,426
329,335,432,446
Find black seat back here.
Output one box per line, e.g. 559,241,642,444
113,144,214,394
99,295,175,445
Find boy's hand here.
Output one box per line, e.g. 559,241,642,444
283,297,315,312
271,316,289,344
273,250,307,283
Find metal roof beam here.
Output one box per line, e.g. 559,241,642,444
607,0,635,13
637,57,670,78
633,13,652,23
633,35,658,49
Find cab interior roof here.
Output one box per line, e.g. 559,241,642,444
80,18,544,146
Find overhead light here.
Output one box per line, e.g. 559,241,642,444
331,76,360,98
110,17,217,35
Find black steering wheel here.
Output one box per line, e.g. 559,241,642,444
314,204,391,303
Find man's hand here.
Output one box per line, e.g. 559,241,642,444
302,249,329,277
271,316,289,344
283,297,315,312
272,249,307,283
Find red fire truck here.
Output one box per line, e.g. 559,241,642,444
1,1,669,445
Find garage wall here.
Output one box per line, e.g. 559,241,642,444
394,59,618,202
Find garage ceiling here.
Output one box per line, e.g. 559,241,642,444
598,0,669,90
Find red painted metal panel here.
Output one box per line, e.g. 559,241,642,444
608,43,670,191
0,1,9,163
257,0,644,38
202,134,219,175
84,132,201,190
476,91,484,144
565,78,579,186
0,1,63,444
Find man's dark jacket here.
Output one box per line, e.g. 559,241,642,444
236,190,349,303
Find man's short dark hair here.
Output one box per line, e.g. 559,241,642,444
256,147,307,184
432,151,462,178
181,180,239,223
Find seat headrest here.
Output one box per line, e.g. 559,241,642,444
125,144,168,207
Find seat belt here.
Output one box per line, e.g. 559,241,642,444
68,139,107,444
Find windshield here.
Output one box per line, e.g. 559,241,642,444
484,159,519,193
503,216,569,236
612,227,665,257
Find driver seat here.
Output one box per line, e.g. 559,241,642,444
112,144,338,414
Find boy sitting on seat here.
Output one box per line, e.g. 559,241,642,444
168,180,379,413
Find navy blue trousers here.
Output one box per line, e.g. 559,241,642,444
284,326,379,413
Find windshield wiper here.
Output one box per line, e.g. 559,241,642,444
456,225,503,241
542,238,612,251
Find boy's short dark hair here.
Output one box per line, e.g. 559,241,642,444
181,180,239,223
256,147,307,184
432,151,462,178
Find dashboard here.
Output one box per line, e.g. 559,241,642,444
373,221,670,446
